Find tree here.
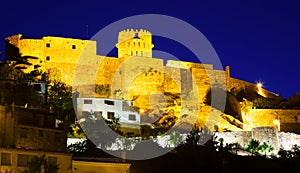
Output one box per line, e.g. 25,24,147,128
47,81,75,121
244,139,260,155
245,139,274,156
24,154,59,173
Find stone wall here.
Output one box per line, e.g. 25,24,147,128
215,131,252,147
6,34,96,74
215,126,279,150
245,109,300,131
215,130,300,152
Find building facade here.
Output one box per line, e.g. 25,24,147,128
0,105,73,173
77,98,141,135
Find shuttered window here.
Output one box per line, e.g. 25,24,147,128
1,153,11,165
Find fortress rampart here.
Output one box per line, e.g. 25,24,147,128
5,29,299,132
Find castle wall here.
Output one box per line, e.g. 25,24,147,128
215,131,252,147
244,109,300,131
6,34,97,75
215,126,279,150
116,56,164,100
166,60,213,70
228,77,255,92
163,66,182,93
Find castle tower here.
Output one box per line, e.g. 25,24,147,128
116,29,154,58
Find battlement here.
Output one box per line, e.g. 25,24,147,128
116,29,154,58
118,29,152,43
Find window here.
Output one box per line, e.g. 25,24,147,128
48,156,57,165
17,154,34,167
72,45,76,49
46,43,50,48
20,128,28,138
104,100,114,105
46,56,50,61
107,112,115,120
1,153,11,166
84,99,92,104
33,84,41,92
129,114,136,121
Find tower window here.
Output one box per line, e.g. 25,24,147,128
46,56,50,61
46,43,50,48
72,45,76,49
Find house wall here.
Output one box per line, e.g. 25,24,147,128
72,160,130,173
0,148,72,173
0,105,67,152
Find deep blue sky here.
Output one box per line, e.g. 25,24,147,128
0,0,299,99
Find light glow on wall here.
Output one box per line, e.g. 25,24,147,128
273,119,280,131
257,82,267,97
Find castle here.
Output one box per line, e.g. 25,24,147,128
5,29,293,132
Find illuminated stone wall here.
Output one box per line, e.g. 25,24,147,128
245,109,300,132
215,126,279,150
215,129,300,151
6,34,96,72
252,126,279,150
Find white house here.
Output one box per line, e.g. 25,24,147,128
77,98,141,135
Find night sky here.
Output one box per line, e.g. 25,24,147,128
0,0,299,99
